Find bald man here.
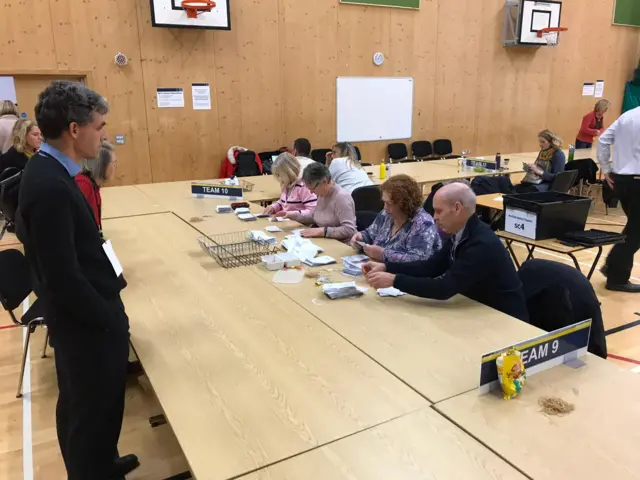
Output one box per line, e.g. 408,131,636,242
365,183,528,321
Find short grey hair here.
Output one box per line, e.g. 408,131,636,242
438,182,477,212
35,80,108,140
302,162,331,186
82,141,115,182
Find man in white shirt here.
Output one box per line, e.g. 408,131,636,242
597,106,640,293
293,138,316,171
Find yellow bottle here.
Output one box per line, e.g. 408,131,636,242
379,160,387,180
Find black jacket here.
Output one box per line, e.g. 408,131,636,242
518,259,607,359
389,215,529,321
16,152,128,334
0,146,29,174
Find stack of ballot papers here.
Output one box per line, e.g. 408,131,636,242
237,213,256,221
342,254,369,277
322,282,367,300
264,226,283,233
235,207,251,215
269,217,289,223
248,230,277,246
303,255,336,267
216,205,232,213
281,236,323,262
377,287,406,297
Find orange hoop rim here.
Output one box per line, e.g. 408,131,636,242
181,0,216,18
537,27,568,38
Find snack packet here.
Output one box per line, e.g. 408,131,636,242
496,348,526,400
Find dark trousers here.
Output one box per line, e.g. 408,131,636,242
606,174,640,284
53,318,129,480
575,139,592,149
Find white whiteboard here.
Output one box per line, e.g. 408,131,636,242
337,77,413,143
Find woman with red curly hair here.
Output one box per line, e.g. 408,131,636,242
350,174,441,263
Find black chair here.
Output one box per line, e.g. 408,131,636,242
258,151,280,175
387,143,408,162
311,149,331,165
352,185,383,213
411,141,433,161
0,167,22,240
356,211,379,231
518,259,607,359
354,146,362,161
549,170,579,193
433,139,459,159
361,163,373,167
234,150,262,177
0,249,49,398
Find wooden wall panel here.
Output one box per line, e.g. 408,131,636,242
1,0,639,184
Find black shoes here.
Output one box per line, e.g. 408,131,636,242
110,454,140,479
606,282,640,293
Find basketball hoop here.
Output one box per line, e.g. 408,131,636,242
536,27,568,46
181,0,216,19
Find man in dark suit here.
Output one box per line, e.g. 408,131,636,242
365,183,529,322
16,81,139,479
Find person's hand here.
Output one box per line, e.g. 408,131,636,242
325,151,333,164
604,173,615,190
363,244,384,261
264,206,275,215
301,228,324,238
350,232,363,248
527,163,542,176
274,210,288,218
361,261,386,275
366,272,395,289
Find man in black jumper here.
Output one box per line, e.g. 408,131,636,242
365,183,529,322
16,81,139,479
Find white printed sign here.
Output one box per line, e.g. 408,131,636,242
505,207,537,240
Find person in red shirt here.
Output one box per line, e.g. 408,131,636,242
575,99,610,149
75,141,116,233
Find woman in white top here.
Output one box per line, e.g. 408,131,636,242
326,142,373,194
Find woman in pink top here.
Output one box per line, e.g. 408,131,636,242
575,99,610,149
264,152,317,215
277,162,357,241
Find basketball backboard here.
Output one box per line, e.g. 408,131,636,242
150,0,231,30
504,0,564,47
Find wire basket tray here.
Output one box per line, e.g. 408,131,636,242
197,231,276,268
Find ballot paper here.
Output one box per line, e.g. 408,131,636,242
281,236,324,262
248,230,277,246
216,205,233,213
265,226,283,233
303,255,337,267
377,287,406,297
225,177,241,186
237,213,256,221
269,217,290,222
235,207,251,215
322,282,367,300
342,254,369,277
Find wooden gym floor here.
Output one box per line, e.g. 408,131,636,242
0,199,638,479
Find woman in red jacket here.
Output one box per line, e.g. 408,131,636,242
575,99,610,149
75,141,116,233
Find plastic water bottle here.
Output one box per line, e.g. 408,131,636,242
568,144,575,162
379,160,387,180
386,161,391,175
495,152,501,170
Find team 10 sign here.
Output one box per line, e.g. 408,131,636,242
191,183,243,200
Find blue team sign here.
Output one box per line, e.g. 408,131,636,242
191,182,243,200
479,319,591,394
466,159,497,170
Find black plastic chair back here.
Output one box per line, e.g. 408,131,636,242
352,185,383,212
258,151,279,175
549,170,579,193
311,149,331,165
234,151,261,177
412,141,433,159
0,168,22,221
354,146,362,161
356,211,379,231
0,249,32,312
387,143,408,161
433,139,454,156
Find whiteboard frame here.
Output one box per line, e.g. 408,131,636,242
336,76,414,143
612,0,640,27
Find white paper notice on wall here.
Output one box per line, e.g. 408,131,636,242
582,83,595,96
594,80,605,98
157,88,184,108
505,207,537,240
0,77,17,104
192,83,211,110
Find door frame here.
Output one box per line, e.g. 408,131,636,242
0,69,93,87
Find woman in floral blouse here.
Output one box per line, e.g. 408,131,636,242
350,174,441,263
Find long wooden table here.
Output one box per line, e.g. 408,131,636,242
101,185,168,219
240,407,525,479
435,356,640,479
105,212,426,480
